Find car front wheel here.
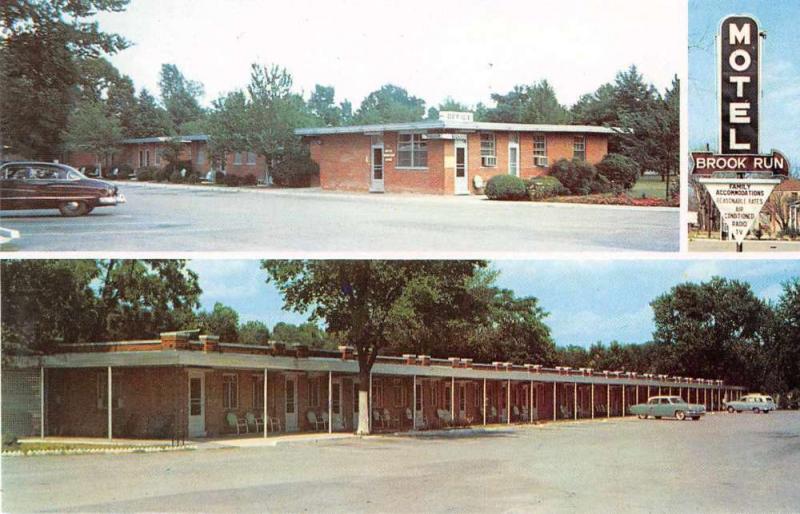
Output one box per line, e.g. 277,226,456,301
727,406,735,413
58,201,90,217
753,407,761,414
637,414,646,419
692,416,700,420
675,410,686,421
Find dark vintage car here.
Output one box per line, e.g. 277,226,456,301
0,162,126,216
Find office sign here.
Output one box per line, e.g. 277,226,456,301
698,177,779,243
691,150,789,176
719,15,760,154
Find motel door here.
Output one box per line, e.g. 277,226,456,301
187,370,206,437
285,376,298,432
415,382,424,428
331,378,343,430
508,133,520,177
352,381,360,429
454,138,469,195
370,139,385,193
458,383,467,420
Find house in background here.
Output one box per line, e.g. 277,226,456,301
66,135,267,181
761,178,800,236
296,112,614,195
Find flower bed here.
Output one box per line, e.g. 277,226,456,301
542,192,679,207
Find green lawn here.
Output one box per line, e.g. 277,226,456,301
629,174,671,200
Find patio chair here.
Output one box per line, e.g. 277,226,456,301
490,406,498,423
246,412,264,432
382,409,400,430
521,405,529,421
512,405,521,421
306,411,326,431
320,411,331,430
559,405,572,419
372,409,385,430
267,416,282,432
226,412,248,435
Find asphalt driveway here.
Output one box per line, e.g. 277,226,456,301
0,183,679,253
3,411,798,512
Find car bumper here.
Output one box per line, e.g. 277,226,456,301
98,194,126,205
687,411,705,417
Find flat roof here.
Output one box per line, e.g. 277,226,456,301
295,120,618,137
121,135,209,144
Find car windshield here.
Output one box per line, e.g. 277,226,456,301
670,397,684,403
766,397,774,402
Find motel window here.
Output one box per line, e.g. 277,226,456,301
353,382,359,413
252,376,264,409
223,374,239,410
573,136,586,161
415,384,423,411
480,133,496,167
96,371,122,409
474,384,480,408
247,152,257,165
197,149,206,165
155,149,161,165
459,387,466,412
444,384,451,411
533,135,547,166
138,150,144,168
233,152,242,165
397,133,427,169
309,377,320,407
372,380,384,408
145,150,151,167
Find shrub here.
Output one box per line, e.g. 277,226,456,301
778,227,800,239
549,158,598,195
526,176,568,200
596,153,640,189
184,173,200,184
213,170,226,184
241,174,257,186
271,151,320,187
485,174,528,201
134,166,159,181
168,170,184,183
223,174,243,187
589,174,612,194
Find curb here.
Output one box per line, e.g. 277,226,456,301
1,444,196,457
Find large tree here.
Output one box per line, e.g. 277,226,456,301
486,80,571,124
262,260,485,434
158,63,205,131
307,85,350,127
353,84,426,124
61,100,123,175
762,279,800,394
0,0,130,159
196,302,239,342
238,320,271,345
272,321,331,347
130,89,174,138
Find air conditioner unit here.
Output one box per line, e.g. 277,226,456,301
535,156,548,167
481,156,496,167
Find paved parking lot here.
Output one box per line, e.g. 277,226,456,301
0,184,678,253
3,411,798,512
689,239,800,252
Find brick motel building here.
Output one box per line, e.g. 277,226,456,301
2,331,744,441
296,112,615,195
67,135,267,180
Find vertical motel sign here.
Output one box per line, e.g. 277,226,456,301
691,15,787,249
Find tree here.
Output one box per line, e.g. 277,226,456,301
308,85,347,127
571,83,619,126
238,320,271,345
130,89,174,138
196,302,239,342
262,260,485,434
354,84,426,124
763,279,800,394
158,63,205,131
272,321,330,347
206,90,249,167
105,74,139,137
486,81,571,124
0,0,130,159
650,277,770,389
62,100,123,175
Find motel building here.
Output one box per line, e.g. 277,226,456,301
296,112,615,195
1,331,745,442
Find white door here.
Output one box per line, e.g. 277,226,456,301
285,376,298,432
458,384,467,420
415,383,424,428
188,371,205,437
331,378,343,430
454,138,469,195
508,134,520,177
370,143,385,192
352,381,360,429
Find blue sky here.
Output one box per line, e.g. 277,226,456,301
188,259,800,348
689,0,800,172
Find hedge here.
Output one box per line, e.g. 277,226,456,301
485,175,528,201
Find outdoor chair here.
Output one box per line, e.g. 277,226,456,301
372,409,384,430
382,409,400,430
513,405,521,421
521,406,529,421
246,412,264,432
320,411,331,430
490,406,498,422
307,411,326,431
267,416,282,432
559,405,572,419
226,412,248,435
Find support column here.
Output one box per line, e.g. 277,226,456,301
636,385,639,405
412,375,417,430
40,367,45,439
328,371,333,434
606,384,610,418
529,380,534,423
506,379,511,424
658,386,662,396
107,366,113,440
368,372,372,432
591,383,595,419
482,378,487,426
704,388,707,410
268,368,269,439
553,383,557,421
622,385,626,417
647,385,651,399
573,383,578,420
451,376,455,423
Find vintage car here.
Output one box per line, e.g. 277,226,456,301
629,396,706,421
724,394,777,414
0,161,126,216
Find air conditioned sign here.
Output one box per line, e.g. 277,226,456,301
720,15,759,153
697,178,779,244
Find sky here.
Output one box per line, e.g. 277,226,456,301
188,259,800,348
689,0,800,170
93,0,684,110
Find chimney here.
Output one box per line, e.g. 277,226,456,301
448,357,460,368
338,345,354,360
402,354,416,365
200,335,219,353
292,344,309,358
272,342,286,356
462,358,473,369
161,331,190,350
419,355,431,366
492,361,504,371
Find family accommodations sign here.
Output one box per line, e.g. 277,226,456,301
691,14,787,248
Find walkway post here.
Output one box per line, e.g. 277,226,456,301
328,371,333,434
268,368,269,439
647,385,651,400
553,384,557,421
412,375,417,430
529,380,533,423
40,366,45,439
368,371,372,433
636,385,639,406
704,387,708,410
482,378,487,426
507,379,511,424
591,383,595,420
450,376,455,423
107,366,112,440
573,383,577,420
606,384,610,418
622,385,626,417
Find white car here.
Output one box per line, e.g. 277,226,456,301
725,394,777,414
